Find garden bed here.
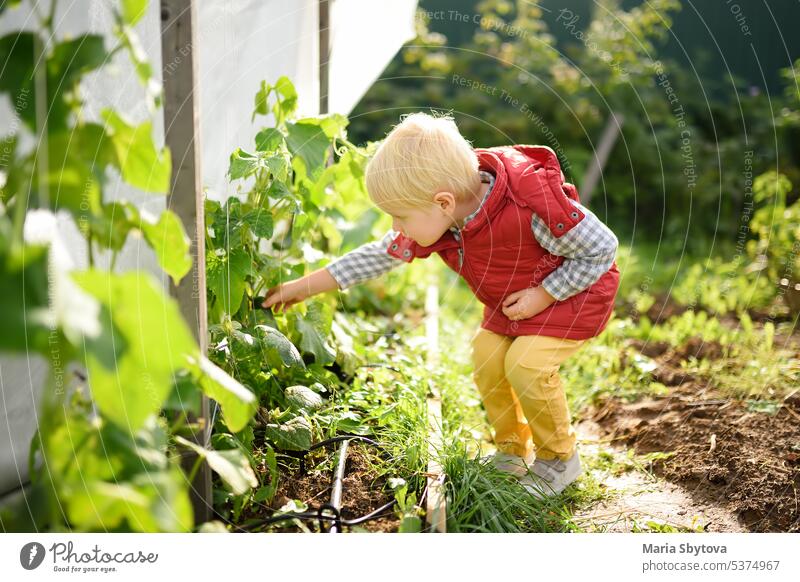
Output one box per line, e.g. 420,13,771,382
242,442,400,532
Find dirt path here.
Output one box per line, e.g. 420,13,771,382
576,383,800,532
574,420,746,532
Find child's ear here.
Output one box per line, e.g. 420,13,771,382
433,191,456,211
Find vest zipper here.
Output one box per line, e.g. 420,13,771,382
454,234,486,302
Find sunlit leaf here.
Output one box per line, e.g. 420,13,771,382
254,324,305,370
73,270,198,431
121,0,149,26
286,120,332,176
285,385,324,411
206,248,251,315
263,416,312,451
102,109,171,193
292,300,336,365
195,355,257,432
175,436,258,495
140,209,192,285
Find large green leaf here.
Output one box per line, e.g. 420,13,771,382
102,109,171,193
242,209,273,239
0,243,51,353
228,148,259,180
292,300,336,365
0,32,37,129
47,35,108,131
48,34,107,88
73,270,198,432
140,209,192,285
0,32,106,132
285,385,323,412
48,415,192,532
263,416,312,452
66,469,193,532
206,248,252,315
196,356,257,432
286,120,332,177
175,436,258,495
0,32,107,132
255,128,284,152
43,132,103,223
254,325,305,370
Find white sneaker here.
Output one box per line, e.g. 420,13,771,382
479,450,535,477
518,452,583,499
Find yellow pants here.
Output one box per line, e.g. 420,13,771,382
470,328,586,462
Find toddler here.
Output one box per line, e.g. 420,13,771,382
262,113,620,499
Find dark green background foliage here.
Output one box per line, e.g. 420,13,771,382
348,0,800,253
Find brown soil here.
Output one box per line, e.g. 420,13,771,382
576,420,747,532
589,381,800,532
246,443,400,533
627,336,727,388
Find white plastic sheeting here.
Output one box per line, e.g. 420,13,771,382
199,0,418,198
0,0,417,499
328,0,417,115
198,0,321,199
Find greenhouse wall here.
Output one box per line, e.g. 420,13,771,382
0,0,417,499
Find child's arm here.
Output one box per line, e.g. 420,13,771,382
325,228,405,290
261,228,403,312
533,198,619,301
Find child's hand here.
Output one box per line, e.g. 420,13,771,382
261,280,309,313
502,286,557,321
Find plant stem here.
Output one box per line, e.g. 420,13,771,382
169,411,188,434
88,233,95,267
187,454,204,483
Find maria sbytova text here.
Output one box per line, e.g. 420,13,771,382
644,543,727,556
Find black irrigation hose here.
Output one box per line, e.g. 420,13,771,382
244,500,397,530
246,435,397,532
326,440,349,533
246,359,410,531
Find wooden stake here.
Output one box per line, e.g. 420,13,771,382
424,284,446,532
160,0,212,526
319,0,330,114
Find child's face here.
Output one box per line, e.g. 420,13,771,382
382,195,455,247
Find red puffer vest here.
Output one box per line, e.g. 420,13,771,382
386,145,620,339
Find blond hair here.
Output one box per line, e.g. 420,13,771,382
365,112,481,211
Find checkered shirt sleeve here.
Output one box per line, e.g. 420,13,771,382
325,228,404,290
533,199,619,301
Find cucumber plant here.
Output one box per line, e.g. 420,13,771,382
204,77,388,518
